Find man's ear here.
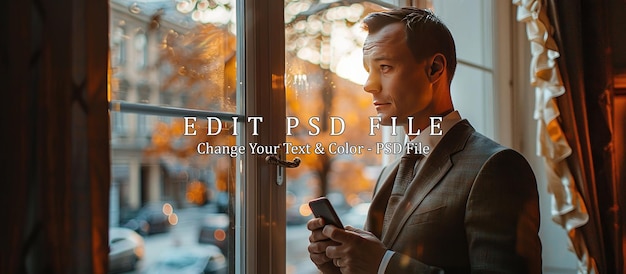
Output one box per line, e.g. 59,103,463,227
427,54,446,83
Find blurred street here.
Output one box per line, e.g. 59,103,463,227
115,204,318,274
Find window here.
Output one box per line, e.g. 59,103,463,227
430,0,498,139
111,78,129,136
109,0,290,272
109,1,242,273
111,25,127,67
134,31,147,70
429,0,513,145
108,1,517,273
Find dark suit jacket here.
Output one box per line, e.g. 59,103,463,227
364,120,542,273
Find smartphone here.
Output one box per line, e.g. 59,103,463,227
308,197,344,229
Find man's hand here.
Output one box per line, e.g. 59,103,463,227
323,225,387,274
307,218,341,274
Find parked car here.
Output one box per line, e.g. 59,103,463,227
122,202,173,235
213,191,229,213
143,245,227,274
198,213,229,256
108,227,144,273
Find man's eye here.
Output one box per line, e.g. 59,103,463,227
380,65,391,72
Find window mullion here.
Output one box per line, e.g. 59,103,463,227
238,0,286,273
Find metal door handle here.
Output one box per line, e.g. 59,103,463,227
265,155,301,168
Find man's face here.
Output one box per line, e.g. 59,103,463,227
362,22,434,126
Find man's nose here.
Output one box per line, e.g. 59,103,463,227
363,74,379,94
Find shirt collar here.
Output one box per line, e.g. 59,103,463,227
406,111,462,158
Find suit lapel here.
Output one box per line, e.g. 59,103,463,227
382,121,475,246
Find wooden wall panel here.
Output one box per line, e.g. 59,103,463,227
1,0,110,273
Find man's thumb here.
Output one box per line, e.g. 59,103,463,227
344,225,363,233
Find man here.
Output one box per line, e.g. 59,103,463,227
307,7,542,274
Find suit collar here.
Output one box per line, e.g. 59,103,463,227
408,110,462,160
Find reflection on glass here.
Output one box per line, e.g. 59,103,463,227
160,24,236,112
109,0,237,273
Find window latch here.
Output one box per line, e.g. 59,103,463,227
265,155,301,186
265,155,301,168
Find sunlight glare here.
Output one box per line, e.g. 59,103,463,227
336,49,367,85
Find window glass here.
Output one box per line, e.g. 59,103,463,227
432,0,493,69
431,0,496,139
450,64,494,138
283,1,395,272
109,1,237,273
110,0,237,112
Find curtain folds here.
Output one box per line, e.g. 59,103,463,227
547,1,620,273
513,0,620,273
